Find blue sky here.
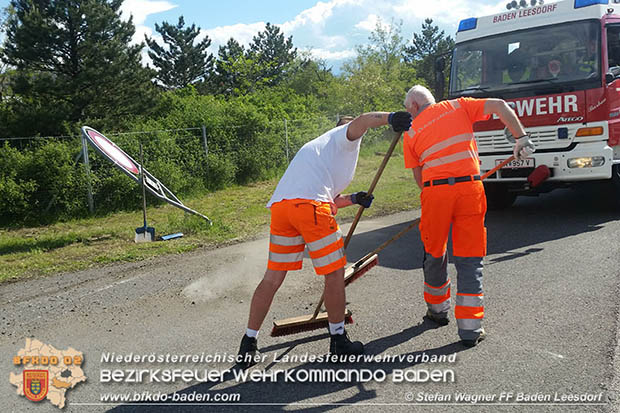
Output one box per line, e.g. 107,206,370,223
1,0,510,69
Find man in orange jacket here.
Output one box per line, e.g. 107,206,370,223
403,85,532,347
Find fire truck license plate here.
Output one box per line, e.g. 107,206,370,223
495,158,535,168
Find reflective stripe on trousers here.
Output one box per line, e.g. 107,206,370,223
422,253,484,340
423,252,450,314
268,234,305,264
454,256,484,340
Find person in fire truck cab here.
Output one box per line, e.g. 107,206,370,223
576,38,598,77
504,46,530,83
402,85,532,348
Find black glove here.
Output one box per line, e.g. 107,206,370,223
388,111,412,133
351,191,374,208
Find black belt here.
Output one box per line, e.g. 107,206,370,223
423,175,481,187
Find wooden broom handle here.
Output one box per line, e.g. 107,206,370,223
353,154,518,265
313,131,403,319
343,131,403,249
482,155,515,180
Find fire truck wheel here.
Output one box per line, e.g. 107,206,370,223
612,164,620,202
484,183,517,210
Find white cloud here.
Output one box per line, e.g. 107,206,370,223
119,0,178,44
303,47,357,61
120,0,177,25
201,22,266,51
281,0,361,33
355,14,381,31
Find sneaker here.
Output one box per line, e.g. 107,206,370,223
330,330,364,357
424,309,449,326
461,329,487,348
237,334,259,368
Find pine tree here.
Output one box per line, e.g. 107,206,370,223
204,38,252,95
2,0,158,135
404,18,454,98
249,22,297,86
145,16,214,90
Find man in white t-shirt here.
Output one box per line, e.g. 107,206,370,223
238,111,412,366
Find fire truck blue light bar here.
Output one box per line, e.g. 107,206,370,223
574,0,608,8
458,18,478,32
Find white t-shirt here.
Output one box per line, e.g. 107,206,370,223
267,123,362,207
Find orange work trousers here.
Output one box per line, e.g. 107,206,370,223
419,180,487,259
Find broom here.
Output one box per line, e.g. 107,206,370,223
271,131,403,337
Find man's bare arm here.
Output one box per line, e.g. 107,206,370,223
333,194,353,208
346,112,390,141
484,99,526,138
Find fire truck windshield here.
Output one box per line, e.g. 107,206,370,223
450,20,600,97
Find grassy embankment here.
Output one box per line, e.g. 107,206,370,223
0,139,421,282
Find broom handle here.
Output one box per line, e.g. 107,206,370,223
353,154,518,264
482,155,515,180
344,131,403,249
312,131,403,319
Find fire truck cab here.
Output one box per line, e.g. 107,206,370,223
451,0,620,208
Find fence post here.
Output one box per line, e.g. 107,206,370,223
201,125,208,159
284,118,290,163
81,133,95,213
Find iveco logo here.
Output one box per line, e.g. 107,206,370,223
557,116,584,123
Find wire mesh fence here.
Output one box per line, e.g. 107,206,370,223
1,114,372,223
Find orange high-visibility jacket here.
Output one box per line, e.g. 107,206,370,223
404,98,490,182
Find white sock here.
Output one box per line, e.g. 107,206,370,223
329,321,345,335
245,328,259,338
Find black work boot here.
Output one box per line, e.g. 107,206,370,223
461,329,487,348
237,334,259,368
329,330,364,358
424,309,449,326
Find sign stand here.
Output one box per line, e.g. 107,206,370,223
81,126,212,225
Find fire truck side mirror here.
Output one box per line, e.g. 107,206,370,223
606,66,620,83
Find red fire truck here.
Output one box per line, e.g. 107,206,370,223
450,0,620,208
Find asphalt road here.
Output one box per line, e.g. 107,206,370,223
1,184,619,413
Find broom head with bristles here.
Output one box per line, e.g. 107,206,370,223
270,254,378,337
271,310,354,337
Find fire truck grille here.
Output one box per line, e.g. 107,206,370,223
476,128,574,152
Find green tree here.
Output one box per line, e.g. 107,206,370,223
206,38,250,95
248,22,297,87
338,19,418,115
2,0,158,136
360,18,406,76
284,54,335,99
145,16,214,90
404,18,454,98
0,6,12,119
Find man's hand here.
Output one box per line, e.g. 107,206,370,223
351,191,374,208
388,111,412,133
513,134,535,161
